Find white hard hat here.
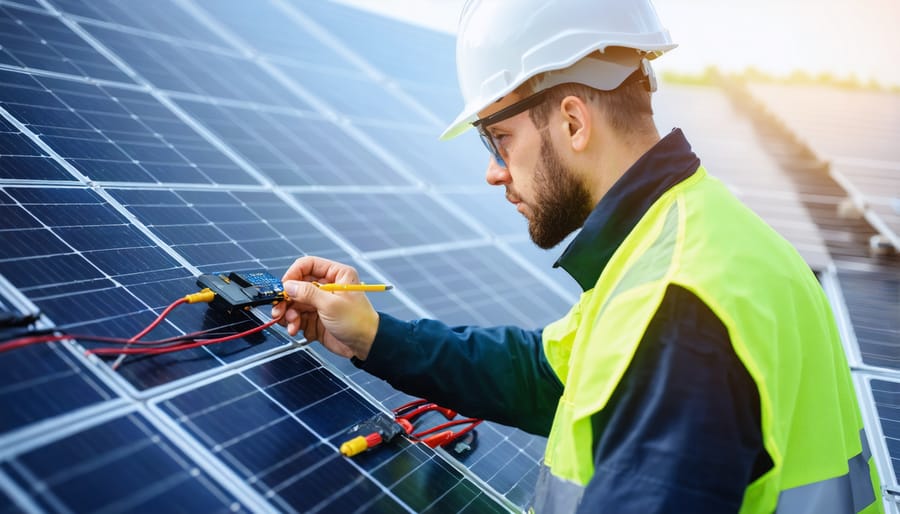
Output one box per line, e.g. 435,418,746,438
440,0,677,140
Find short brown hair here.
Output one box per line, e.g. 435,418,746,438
523,75,654,135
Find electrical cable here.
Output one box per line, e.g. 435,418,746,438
0,290,282,365
87,316,281,357
110,296,189,369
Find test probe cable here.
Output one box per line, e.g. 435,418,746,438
0,288,283,365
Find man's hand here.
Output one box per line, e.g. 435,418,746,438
272,256,379,360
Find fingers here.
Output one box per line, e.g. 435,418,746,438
282,256,360,285
276,280,333,337
283,280,332,310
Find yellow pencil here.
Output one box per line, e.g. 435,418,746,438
314,282,393,292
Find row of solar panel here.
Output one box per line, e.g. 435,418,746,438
3,0,895,509
0,0,575,511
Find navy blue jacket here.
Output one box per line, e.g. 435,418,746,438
356,129,771,513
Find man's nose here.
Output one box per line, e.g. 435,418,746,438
485,157,511,186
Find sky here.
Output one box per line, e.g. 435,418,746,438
336,0,900,88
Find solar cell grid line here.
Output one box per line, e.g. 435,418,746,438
0,2,133,83
200,0,449,129
0,100,73,181
837,269,900,372
0,68,260,185
175,0,359,74
0,185,291,392
108,187,353,277
860,376,900,498
372,245,572,328
293,191,484,254
276,0,463,131
152,348,511,513
180,0,440,124
0,469,43,514
45,0,229,48
174,97,413,187
72,20,305,109
1,0,42,10
0,404,264,513
159,0,433,191
493,240,582,304
306,341,546,511
0,274,122,437
441,190,527,239
831,160,900,252
346,260,423,323
274,61,439,124
354,121,488,187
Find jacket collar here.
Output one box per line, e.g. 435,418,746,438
554,128,700,291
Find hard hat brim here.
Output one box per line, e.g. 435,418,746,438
440,43,677,141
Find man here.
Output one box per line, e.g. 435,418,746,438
272,0,882,512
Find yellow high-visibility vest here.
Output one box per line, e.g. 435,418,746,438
536,168,882,513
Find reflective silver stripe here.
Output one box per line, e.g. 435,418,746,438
776,429,876,514
531,464,585,513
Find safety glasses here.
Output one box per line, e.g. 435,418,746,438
472,88,550,168
470,68,649,168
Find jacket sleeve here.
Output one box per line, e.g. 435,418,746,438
353,312,564,436
577,285,771,514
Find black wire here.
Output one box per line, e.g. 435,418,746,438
0,311,40,328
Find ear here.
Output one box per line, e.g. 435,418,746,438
558,95,592,153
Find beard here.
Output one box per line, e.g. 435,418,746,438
526,134,594,249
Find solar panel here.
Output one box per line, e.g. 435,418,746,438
654,83,833,271
0,69,257,185
746,83,900,251
0,3,133,83
1,408,252,512
859,375,900,501
836,269,900,371
8,1,889,511
0,1,577,510
153,349,509,513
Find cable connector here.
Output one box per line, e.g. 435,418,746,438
339,412,405,457
184,288,216,304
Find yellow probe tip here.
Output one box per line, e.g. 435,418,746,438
184,288,215,304
339,436,368,457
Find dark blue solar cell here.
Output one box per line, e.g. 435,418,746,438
871,379,900,482
84,24,305,108
0,187,289,390
295,191,480,252
303,389,378,439
2,413,247,512
0,340,115,433
0,76,76,180
50,0,227,47
0,155,72,180
839,270,900,370
176,99,412,186
54,224,151,251
157,350,506,513
108,187,351,272
0,5,133,82
0,69,259,184
0,205,40,229
0,228,68,259
374,245,569,328
0,490,17,514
